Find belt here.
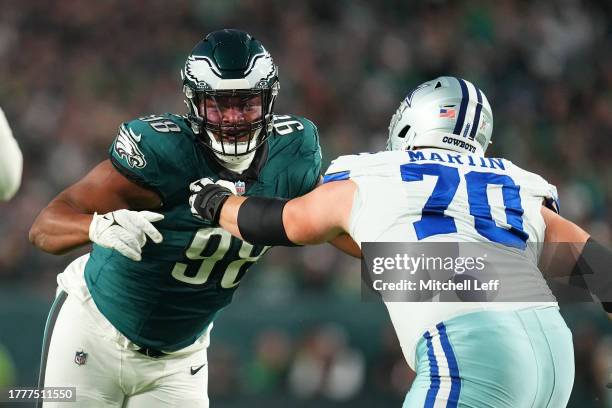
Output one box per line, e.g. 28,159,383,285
136,347,168,358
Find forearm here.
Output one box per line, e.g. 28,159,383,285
29,199,93,254
219,195,339,246
329,233,362,259
202,180,354,246
219,195,302,245
219,196,247,240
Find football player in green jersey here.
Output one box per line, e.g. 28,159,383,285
29,29,329,407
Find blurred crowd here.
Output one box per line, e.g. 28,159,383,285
0,0,611,406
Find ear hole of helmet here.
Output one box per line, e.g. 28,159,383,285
435,81,442,89
398,125,411,139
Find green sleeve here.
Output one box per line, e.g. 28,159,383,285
108,119,189,202
289,118,322,196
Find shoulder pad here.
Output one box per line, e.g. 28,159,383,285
109,114,196,202
323,153,378,183
271,114,320,153
263,114,322,197
506,161,560,214
325,154,360,174
113,115,193,161
113,123,149,169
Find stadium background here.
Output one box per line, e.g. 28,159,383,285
0,0,611,406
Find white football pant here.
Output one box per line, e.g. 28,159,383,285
38,255,211,408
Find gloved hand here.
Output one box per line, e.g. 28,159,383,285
189,178,236,224
89,209,164,261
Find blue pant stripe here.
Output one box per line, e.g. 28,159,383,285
469,87,483,140
453,78,469,135
436,322,462,407
424,330,441,408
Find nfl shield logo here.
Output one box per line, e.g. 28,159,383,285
74,350,88,366
234,181,246,196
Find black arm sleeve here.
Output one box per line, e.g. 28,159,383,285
237,197,299,247
571,238,612,312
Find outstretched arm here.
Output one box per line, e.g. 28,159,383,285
210,180,357,246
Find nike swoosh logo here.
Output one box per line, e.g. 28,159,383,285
190,364,206,375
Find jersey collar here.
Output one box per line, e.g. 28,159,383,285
200,140,269,190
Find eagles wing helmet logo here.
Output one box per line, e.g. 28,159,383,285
115,125,147,169
184,51,275,90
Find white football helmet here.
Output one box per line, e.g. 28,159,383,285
387,76,493,155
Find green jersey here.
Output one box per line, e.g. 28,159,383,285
85,113,321,351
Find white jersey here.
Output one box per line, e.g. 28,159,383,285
0,107,22,201
324,148,560,369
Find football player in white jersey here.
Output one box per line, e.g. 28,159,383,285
191,76,612,407
0,106,23,201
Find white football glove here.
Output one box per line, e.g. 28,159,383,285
189,178,237,220
89,209,164,261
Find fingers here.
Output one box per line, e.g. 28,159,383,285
188,194,203,219
139,211,165,223
216,180,237,194
190,178,214,193
189,178,236,194
189,178,235,222
90,209,164,262
113,240,142,261
114,210,164,244
108,225,143,261
132,213,164,243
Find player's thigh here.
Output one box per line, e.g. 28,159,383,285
404,311,542,408
39,291,124,407
536,309,575,408
547,329,574,408
401,343,530,408
124,347,209,408
401,373,436,408
124,389,208,408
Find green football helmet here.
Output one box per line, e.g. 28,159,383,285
181,29,280,165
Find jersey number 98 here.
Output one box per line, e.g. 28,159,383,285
171,228,270,288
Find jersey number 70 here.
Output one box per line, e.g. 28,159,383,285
400,163,529,249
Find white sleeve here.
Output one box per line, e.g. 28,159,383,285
0,107,23,201
508,160,559,213
322,154,357,183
